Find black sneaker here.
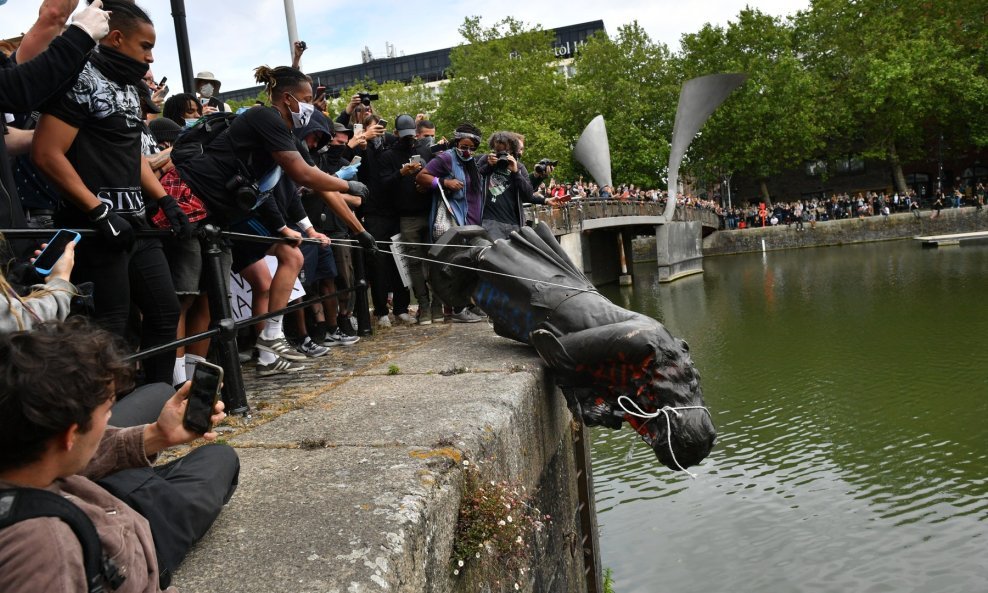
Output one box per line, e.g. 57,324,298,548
323,327,360,347
337,315,357,337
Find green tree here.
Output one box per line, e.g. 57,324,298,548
794,0,988,193
677,9,829,203
325,78,438,126
567,22,679,189
435,17,570,177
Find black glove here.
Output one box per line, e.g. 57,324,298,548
346,180,370,201
355,230,378,255
156,194,195,239
89,203,135,251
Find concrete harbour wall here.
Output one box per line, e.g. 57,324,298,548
173,324,589,593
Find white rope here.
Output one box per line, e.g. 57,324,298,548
616,395,711,479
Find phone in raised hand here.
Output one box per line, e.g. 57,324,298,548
33,229,81,276
183,361,224,434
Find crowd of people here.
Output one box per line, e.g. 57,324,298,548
716,185,986,230
1,2,609,584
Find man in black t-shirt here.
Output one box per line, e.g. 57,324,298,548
33,2,191,386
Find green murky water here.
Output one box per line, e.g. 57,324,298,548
593,239,988,593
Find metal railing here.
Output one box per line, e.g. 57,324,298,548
524,200,720,234
2,226,373,416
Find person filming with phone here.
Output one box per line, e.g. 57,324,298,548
0,318,239,592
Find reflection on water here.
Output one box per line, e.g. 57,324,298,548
593,240,988,593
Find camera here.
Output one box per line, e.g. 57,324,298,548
226,174,259,210
358,92,378,106
495,151,511,168
534,158,558,175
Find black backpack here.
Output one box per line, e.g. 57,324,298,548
0,488,126,592
170,111,238,166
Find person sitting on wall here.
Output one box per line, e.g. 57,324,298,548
0,318,239,591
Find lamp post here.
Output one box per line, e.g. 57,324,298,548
169,0,195,93
284,0,300,62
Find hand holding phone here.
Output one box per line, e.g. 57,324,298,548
183,361,224,434
353,123,364,137
409,154,425,167
33,230,81,277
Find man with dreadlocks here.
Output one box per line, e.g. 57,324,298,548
33,0,190,387
175,64,377,376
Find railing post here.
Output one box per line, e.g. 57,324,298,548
201,225,250,416
351,243,373,336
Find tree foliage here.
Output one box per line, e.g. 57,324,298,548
677,9,829,200
434,17,572,177
567,22,679,188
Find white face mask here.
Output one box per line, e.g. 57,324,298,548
199,83,215,98
288,95,314,128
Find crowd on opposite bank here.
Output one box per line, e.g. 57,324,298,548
716,184,987,230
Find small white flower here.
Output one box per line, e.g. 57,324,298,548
498,520,506,526
515,536,523,544
475,552,481,559
506,515,513,523
453,569,460,576
463,460,470,466
458,560,464,567
515,583,520,590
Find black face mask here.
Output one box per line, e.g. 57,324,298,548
324,144,346,159
90,45,149,87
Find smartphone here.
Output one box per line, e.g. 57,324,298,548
349,155,362,166
158,76,168,87
353,123,364,136
200,97,210,106
33,229,81,276
207,96,222,109
377,119,388,129
315,85,326,99
183,361,224,434
409,154,425,167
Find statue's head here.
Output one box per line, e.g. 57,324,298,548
622,336,716,471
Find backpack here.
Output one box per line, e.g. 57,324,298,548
0,488,126,593
171,112,260,219
170,111,238,167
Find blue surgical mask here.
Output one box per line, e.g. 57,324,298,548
185,118,198,128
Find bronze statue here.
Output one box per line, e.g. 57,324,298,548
428,223,715,472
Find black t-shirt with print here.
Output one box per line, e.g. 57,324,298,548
483,165,520,224
45,61,148,229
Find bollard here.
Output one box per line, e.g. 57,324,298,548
201,225,250,416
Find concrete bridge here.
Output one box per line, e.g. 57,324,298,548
524,200,721,285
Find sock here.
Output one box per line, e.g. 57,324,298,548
173,356,187,386
260,315,283,341
185,354,205,379
258,349,277,364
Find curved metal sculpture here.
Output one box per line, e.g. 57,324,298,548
573,115,612,190
663,73,747,219
429,223,716,471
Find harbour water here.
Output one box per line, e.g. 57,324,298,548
593,239,988,593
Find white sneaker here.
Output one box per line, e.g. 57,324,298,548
377,315,392,328
396,313,416,325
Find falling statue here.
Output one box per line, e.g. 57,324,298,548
425,74,745,472
429,223,715,471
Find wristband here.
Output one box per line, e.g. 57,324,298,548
298,216,313,232
432,177,440,189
